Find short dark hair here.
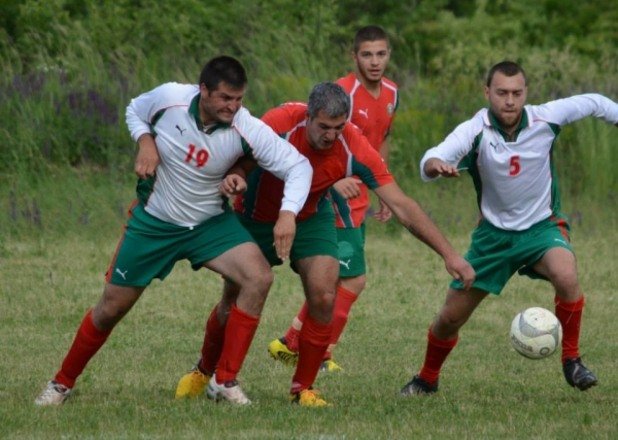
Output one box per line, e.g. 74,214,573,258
307,82,350,119
353,25,390,53
199,56,247,91
486,61,527,87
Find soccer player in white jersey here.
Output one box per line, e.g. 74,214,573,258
34,56,312,406
401,61,618,396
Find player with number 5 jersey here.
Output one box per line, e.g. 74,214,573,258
400,61,618,397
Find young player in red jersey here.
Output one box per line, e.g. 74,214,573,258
175,82,474,406
268,26,399,371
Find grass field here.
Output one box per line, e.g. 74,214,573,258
1,196,616,439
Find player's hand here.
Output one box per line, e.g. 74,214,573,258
273,210,296,261
134,135,160,179
373,199,392,222
332,177,363,199
424,158,463,179
219,174,247,197
444,255,475,290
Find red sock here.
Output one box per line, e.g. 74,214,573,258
198,305,226,375
284,302,308,352
418,328,458,385
214,305,259,383
54,309,112,388
291,315,332,393
325,286,358,359
554,295,585,362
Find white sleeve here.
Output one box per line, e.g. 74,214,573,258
126,95,153,142
531,94,618,126
126,84,169,141
233,108,312,215
419,110,485,181
125,83,198,141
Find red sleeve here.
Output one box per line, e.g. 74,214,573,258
346,124,394,189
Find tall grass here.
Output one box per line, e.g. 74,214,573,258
0,167,133,244
1,1,617,203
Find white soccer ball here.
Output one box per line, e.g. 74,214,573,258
510,307,562,359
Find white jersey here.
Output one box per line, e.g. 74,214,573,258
126,82,312,227
420,94,618,230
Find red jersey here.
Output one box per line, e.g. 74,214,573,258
333,73,398,227
234,103,394,223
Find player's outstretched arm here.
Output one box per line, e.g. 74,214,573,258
423,158,463,179
375,182,475,289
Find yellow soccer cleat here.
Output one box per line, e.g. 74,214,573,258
268,338,298,367
175,367,210,399
319,358,343,373
290,389,331,407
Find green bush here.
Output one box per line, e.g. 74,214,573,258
0,0,616,203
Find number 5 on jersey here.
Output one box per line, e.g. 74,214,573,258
185,144,209,168
509,155,521,176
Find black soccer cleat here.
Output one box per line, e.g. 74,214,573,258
563,357,598,391
400,375,438,396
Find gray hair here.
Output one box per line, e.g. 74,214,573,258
307,82,350,119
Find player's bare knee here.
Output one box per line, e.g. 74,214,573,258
341,275,365,294
308,304,334,324
92,303,125,330
254,268,274,292
553,279,582,302
320,292,337,310
322,284,337,304
241,268,273,294
431,319,457,340
549,270,579,295
308,289,336,316
436,309,467,334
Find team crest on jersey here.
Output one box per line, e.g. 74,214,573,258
387,103,395,115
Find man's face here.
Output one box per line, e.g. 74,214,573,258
484,72,527,132
306,110,347,150
354,40,390,84
199,81,245,125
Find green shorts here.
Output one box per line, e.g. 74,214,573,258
106,203,254,287
336,224,366,277
451,215,573,295
239,202,338,267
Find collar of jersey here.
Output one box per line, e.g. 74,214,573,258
189,93,231,134
487,107,529,142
